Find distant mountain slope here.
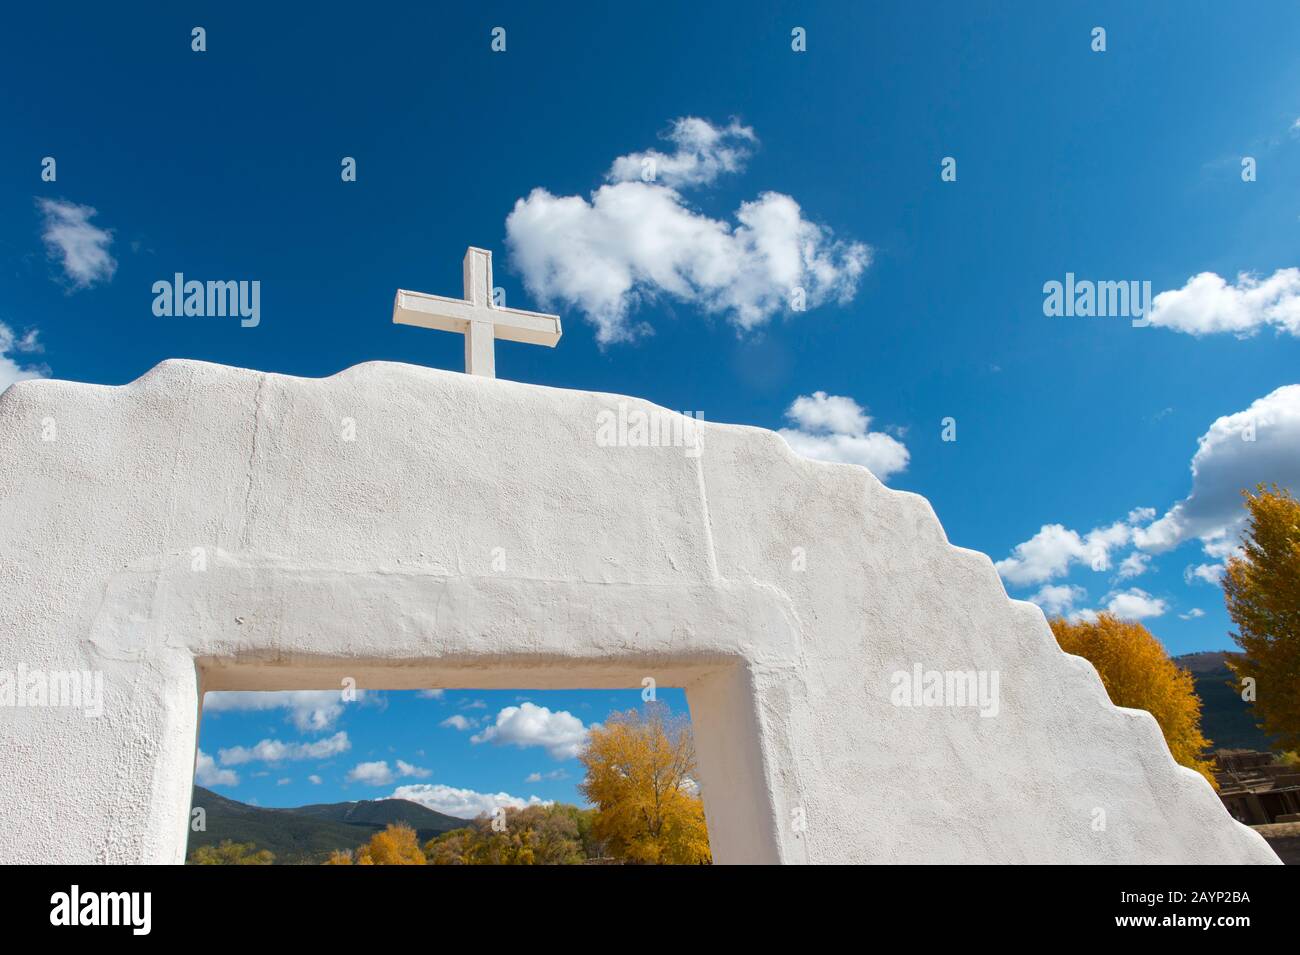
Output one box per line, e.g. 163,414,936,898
188,787,469,864
290,795,466,839
1173,651,1279,753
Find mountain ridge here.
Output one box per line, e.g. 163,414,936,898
1171,650,1278,753
188,786,468,864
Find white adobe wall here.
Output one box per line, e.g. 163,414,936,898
0,359,1279,864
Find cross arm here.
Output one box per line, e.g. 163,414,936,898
392,290,562,347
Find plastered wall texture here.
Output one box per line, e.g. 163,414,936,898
0,360,1279,864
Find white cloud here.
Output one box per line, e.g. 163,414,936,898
1184,562,1226,586
525,769,569,783
1104,588,1168,621
785,391,870,435
995,515,1139,587
391,783,550,820
777,391,909,480
217,731,350,766
0,323,47,393
276,777,291,786
471,702,591,760
1149,269,1300,337
346,758,431,785
997,525,1087,586
1179,608,1206,620
36,198,116,289
505,117,870,344
1134,385,1300,553
347,760,396,785
195,749,239,787
606,117,756,189
203,689,365,732
417,689,445,699
999,386,1300,614
440,714,474,731
1202,538,1244,560
1029,584,1087,616
1115,551,1152,580
308,774,323,785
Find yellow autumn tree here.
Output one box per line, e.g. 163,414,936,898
324,822,426,865
1050,613,1215,785
1223,485,1300,751
579,706,711,864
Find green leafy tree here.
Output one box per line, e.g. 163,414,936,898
424,805,587,865
188,840,275,865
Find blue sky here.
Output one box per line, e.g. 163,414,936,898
4,4,1299,810
195,689,688,814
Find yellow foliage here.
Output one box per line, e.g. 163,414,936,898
1050,613,1215,785
1223,485,1300,752
579,706,711,864
326,823,426,865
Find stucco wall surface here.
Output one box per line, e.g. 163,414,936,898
0,360,1279,864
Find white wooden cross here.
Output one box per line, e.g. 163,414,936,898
392,247,562,378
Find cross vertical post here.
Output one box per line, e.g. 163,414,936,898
462,247,495,378
392,246,562,379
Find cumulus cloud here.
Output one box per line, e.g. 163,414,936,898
346,759,431,786
0,323,47,392
999,385,1300,615
203,689,368,732
195,749,239,787
217,731,350,766
308,774,323,784
440,714,474,731
347,760,395,785
1179,608,1206,620
391,783,550,819
1103,588,1168,621
36,198,116,289
1028,584,1087,616
606,117,756,189
1149,269,1300,337
471,702,591,760
1184,562,1226,586
1115,551,1152,581
1133,385,1300,553
995,512,1145,587
777,391,909,480
505,117,870,344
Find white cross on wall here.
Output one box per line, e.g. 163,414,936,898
392,247,562,378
